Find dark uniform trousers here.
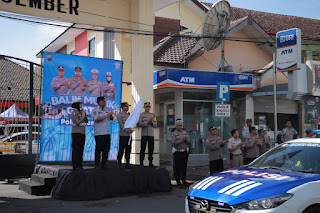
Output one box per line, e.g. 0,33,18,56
140,136,154,164
94,134,111,166
72,133,85,169
210,159,224,175
117,136,132,163
173,151,189,182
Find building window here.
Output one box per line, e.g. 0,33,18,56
89,38,96,57
70,50,75,55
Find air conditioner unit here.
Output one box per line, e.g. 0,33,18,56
287,64,308,100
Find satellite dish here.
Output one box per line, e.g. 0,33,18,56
202,0,232,72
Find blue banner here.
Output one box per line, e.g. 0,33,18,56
40,52,123,162
153,69,252,91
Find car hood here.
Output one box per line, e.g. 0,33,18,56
188,167,320,205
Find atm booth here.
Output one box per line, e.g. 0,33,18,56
153,68,253,166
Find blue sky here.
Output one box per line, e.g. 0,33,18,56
0,0,319,64
205,0,320,19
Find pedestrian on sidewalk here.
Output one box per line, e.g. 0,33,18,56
205,126,227,174
171,119,190,185
227,129,243,168
92,96,113,169
70,98,88,171
117,102,133,168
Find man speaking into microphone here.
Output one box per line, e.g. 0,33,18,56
92,96,113,169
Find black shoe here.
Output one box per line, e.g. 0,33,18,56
149,163,155,168
139,164,144,168
176,181,182,186
118,163,123,168
182,180,189,185
125,163,131,168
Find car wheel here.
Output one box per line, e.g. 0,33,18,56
303,205,320,213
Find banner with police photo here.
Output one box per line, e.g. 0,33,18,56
40,52,122,162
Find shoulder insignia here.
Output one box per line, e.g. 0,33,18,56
93,111,97,115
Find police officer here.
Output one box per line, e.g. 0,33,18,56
171,119,190,185
51,66,69,95
206,126,227,174
86,69,102,96
101,72,116,99
242,118,252,140
69,67,88,95
92,96,113,169
70,98,88,171
138,102,157,167
257,129,269,155
227,129,243,168
282,121,298,142
244,127,260,165
117,102,133,168
305,128,314,138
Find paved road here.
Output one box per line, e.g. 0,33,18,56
0,180,188,213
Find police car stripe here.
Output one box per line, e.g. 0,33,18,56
218,180,249,194
201,177,223,190
195,177,218,190
224,181,256,195
232,182,263,197
193,177,215,189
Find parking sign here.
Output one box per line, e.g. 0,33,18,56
217,82,230,102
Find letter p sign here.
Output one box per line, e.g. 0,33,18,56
217,82,230,102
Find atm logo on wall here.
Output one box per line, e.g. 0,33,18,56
180,77,195,83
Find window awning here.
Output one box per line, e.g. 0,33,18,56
153,69,253,91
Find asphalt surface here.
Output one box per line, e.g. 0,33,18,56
0,180,189,213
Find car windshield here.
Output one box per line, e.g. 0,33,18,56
250,142,320,173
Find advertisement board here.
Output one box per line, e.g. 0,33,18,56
40,52,123,161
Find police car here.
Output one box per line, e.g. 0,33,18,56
186,138,320,213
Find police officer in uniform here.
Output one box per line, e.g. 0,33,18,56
102,72,116,99
69,67,88,95
171,119,190,185
205,126,227,174
86,69,102,96
117,102,133,168
138,102,157,167
51,66,69,95
70,98,88,171
242,118,252,140
92,96,113,169
282,121,298,142
244,127,260,165
227,129,243,168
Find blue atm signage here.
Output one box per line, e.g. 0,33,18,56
153,69,253,91
276,28,301,72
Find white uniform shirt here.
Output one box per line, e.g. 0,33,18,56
92,106,111,136
227,137,242,155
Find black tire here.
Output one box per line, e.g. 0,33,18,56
303,205,320,213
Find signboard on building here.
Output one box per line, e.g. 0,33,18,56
276,28,301,72
40,52,123,162
304,96,320,124
215,104,231,117
216,82,230,102
153,69,253,91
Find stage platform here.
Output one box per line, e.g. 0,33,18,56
28,163,172,200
